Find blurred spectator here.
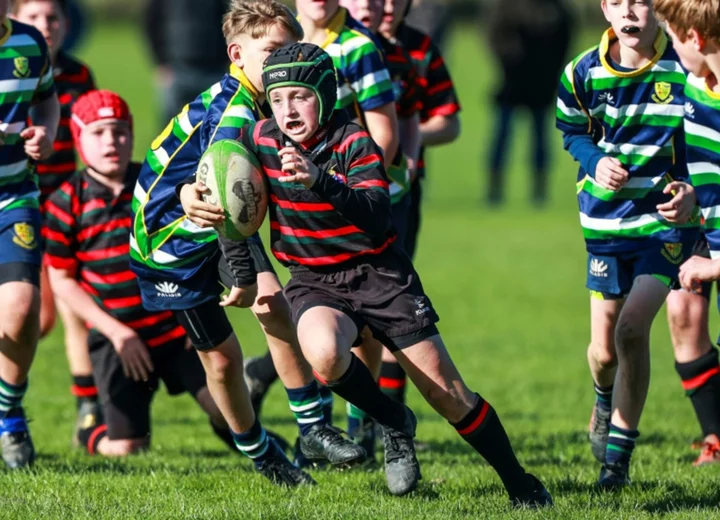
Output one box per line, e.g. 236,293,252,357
486,0,573,206
61,0,85,52
404,0,451,49
144,0,230,124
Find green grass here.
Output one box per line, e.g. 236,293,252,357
6,22,720,519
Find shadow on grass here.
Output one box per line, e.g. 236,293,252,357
641,483,720,513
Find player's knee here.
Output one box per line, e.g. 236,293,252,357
615,317,649,351
2,285,40,342
203,351,239,386
588,341,617,369
304,334,345,380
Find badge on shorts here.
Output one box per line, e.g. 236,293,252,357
661,242,683,264
12,57,30,79
652,82,674,104
12,222,37,250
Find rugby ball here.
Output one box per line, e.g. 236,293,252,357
196,139,268,241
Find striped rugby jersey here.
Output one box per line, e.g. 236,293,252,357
130,65,262,282
44,164,186,347
397,23,461,178
37,51,95,204
319,8,394,122
0,19,56,219
556,28,698,254
684,73,720,257
238,114,395,267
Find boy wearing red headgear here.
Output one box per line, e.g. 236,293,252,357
43,90,235,456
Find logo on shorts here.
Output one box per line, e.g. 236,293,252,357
155,281,181,298
589,258,608,278
662,242,683,265
414,297,430,316
12,222,37,250
652,82,674,104
12,57,29,79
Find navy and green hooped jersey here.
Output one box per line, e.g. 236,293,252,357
684,73,720,257
130,65,262,283
0,19,56,222
556,29,698,254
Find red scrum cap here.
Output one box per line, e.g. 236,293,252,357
70,90,133,163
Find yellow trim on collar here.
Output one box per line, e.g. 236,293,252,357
704,76,720,100
0,18,13,47
599,28,666,78
320,8,347,49
229,64,259,100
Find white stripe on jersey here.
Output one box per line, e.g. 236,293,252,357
351,70,391,97
0,159,28,179
580,211,664,231
688,161,720,178
597,140,664,157
557,98,586,118
685,119,720,143
587,60,684,80
0,121,26,135
590,102,685,120
0,77,39,93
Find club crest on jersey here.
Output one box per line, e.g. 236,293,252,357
661,242,683,264
652,82,674,104
328,166,346,184
12,57,30,79
12,222,37,250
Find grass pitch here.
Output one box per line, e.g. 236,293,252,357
6,22,720,519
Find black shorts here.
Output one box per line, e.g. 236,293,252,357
89,332,207,440
283,246,439,351
174,297,235,351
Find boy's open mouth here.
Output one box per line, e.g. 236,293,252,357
621,25,641,34
287,121,305,132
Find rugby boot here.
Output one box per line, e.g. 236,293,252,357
509,474,554,508
381,406,421,496
299,424,367,468
0,407,35,469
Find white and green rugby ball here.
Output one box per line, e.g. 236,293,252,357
196,139,268,241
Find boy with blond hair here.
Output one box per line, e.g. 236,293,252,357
131,0,365,486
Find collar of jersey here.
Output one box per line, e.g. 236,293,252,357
599,27,666,78
319,7,347,49
0,18,12,47
229,64,259,100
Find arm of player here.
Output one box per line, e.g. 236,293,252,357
420,44,461,147
364,104,399,169
24,42,60,160
47,267,154,382
420,113,460,147
216,235,258,308
399,113,421,181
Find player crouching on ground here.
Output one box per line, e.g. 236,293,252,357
43,90,237,456
181,42,552,506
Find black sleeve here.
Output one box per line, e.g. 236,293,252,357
144,0,168,66
310,131,391,237
217,235,258,288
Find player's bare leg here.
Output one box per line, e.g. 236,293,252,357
0,281,40,468
667,289,720,465
39,264,56,338
587,295,624,462
600,275,670,488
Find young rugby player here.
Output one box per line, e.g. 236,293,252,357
131,0,364,486
183,42,552,506
556,0,706,487
10,0,98,446
43,90,237,457
0,0,60,468
657,0,720,465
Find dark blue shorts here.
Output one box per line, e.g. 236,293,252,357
137,233,274,312
586,241,694,300
390,193,411,254
0,209,42,287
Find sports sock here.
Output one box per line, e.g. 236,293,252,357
0,377,27,419
594,382,613,412
285,381,326,436
379,361,407,404
232,419,272,466
675,347,720,438
78,423,108,455
319,354,406,432
319,385,334,424
71,375,98,407
210,420,237,452
346,402,370,437
250,351,279,387
452,394,531,497
605,423,639,466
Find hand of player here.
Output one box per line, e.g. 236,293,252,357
657,182,696,223
219,283,258,308
679,255,720,293
110,326,154,382
278,147,320,188
594,157,629,191
20,126,53,160
407,157,418,183
180,182,225,228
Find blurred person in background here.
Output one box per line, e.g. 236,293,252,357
144,0,230,125
485,0,573,207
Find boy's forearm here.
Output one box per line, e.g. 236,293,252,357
29,94,60,142
48,269,126,339
399,114,421,166
365,104,399,167
563,133,607,178
420,114,460,147
217,235,258,288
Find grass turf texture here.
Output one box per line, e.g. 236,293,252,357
10,23,720,519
